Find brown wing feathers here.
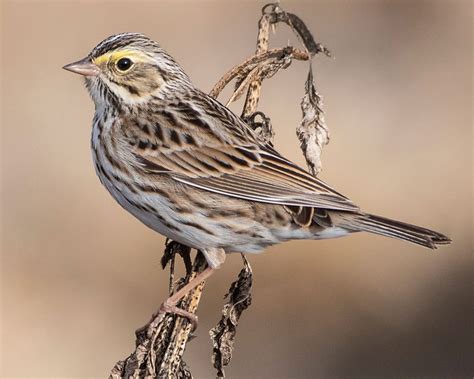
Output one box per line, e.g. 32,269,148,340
127,96,359,213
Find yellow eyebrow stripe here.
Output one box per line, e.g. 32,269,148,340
93,50,146,65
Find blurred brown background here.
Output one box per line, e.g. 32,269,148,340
1,1,472,378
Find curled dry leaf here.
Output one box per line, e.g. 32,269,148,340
242,111,275,146
210,256,253,378
297,66,329,176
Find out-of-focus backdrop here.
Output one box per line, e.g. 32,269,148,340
1,1,472,378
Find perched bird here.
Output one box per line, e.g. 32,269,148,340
64,33,450,324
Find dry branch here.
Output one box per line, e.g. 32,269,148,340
241,9,272,118
209,47,310,103
110,3,331,378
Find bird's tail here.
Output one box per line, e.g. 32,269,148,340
338,213,451,249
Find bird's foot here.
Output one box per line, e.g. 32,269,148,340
159,300,199,332
135,265,218,338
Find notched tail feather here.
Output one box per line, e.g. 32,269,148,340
339,213,451,249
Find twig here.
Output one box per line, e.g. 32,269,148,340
241,8,272,118
209,47,310,103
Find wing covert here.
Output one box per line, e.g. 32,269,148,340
127,94,359,212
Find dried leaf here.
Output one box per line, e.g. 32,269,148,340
242,111,274,146
297,65,329,176
210,256,253,378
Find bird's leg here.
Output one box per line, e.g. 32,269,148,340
159,248,226,330
135,248,225,336
159,266,216,331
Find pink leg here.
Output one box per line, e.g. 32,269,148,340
159,266,216,330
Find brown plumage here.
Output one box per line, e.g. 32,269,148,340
64,32,450,324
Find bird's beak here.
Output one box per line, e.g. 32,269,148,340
63,58,100,77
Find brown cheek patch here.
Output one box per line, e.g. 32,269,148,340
113,63,162,97
135,64,164,93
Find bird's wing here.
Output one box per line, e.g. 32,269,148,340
126,95,359,212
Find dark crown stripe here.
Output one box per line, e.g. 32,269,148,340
90,33,156,59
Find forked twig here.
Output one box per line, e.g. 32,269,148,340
209,47,310,105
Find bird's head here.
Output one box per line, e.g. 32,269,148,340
63,33,190,108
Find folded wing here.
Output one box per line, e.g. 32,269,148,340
133,140,358,212
127,94,359,212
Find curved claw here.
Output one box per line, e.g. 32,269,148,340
160,301,199,332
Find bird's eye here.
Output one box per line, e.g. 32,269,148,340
116,57,133,71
